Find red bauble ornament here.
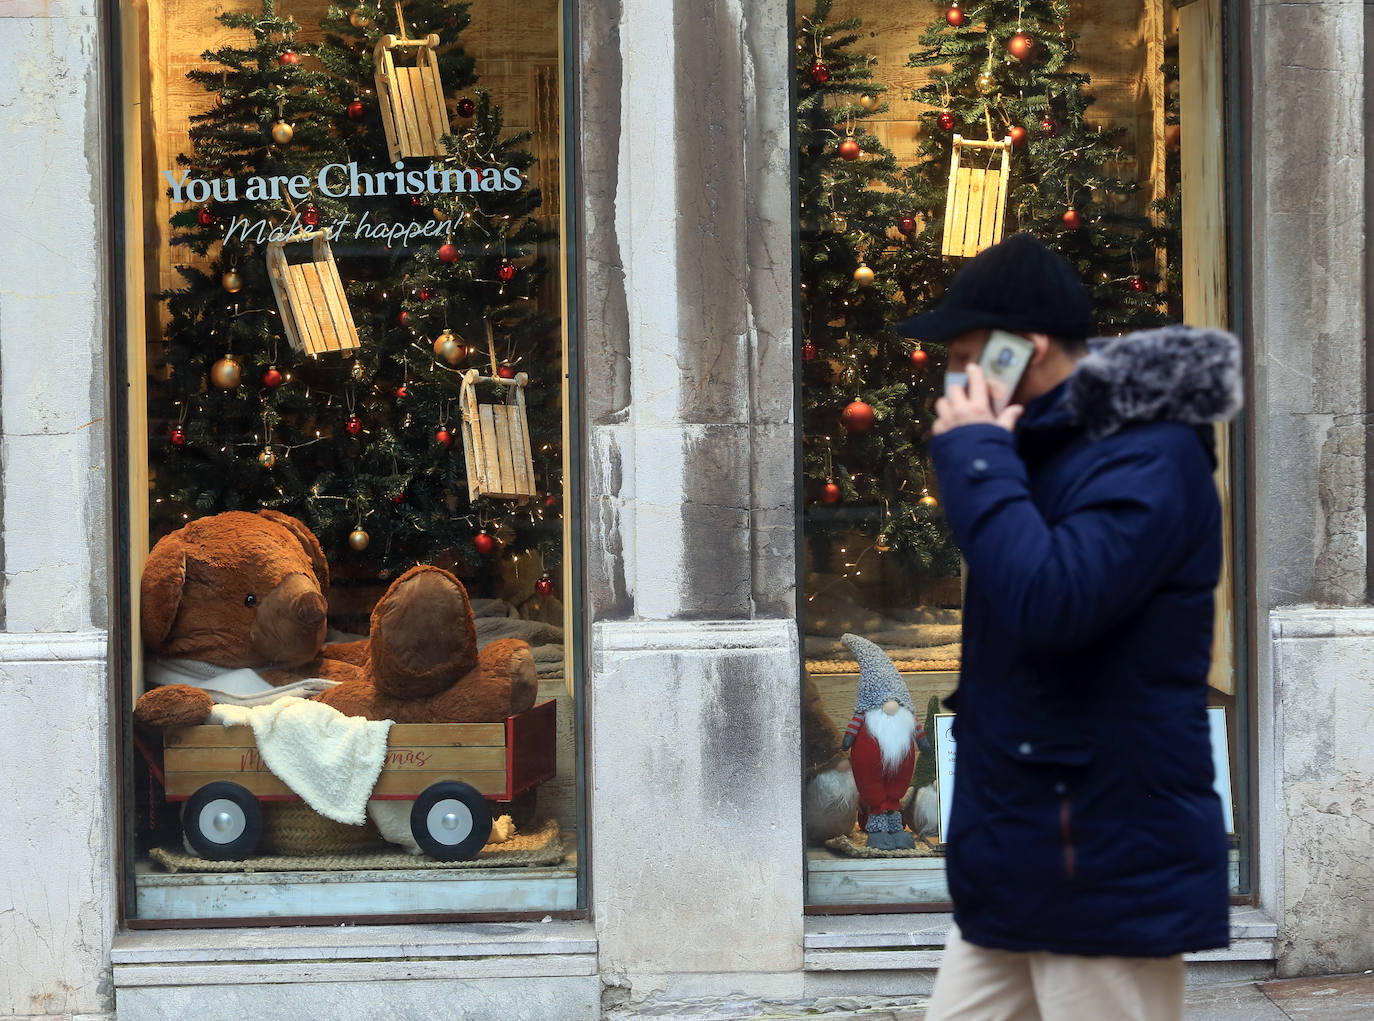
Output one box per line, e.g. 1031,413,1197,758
301,204,319,226
169,425,187,447
390,492,405,505
937,109,956,131
395,384,408,399
438,242,459,263
435,428,454,449
810,60,831,83
821,482,843,505
419,287,434,302
898,215,917,236
910,347,930,371
535,574,554,597
1009,124,1028,147
197,207,216,227
1040,115,1058,137
838,138,861,161
345,413,363,436
497,363,516,379
474,531,497,555
841,400,875,434
498,260,516,283
262,366,284,388
1062,207,1083,230
1008,32,1035,60
278,50,299,66
801,341,817,363
396,310,409,326
347,99,365,120
544,493,558,508
456,97,477,118
946,3,965,27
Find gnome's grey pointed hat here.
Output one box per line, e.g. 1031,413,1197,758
842,633,914,714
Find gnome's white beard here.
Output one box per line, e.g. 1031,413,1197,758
866,706,917,773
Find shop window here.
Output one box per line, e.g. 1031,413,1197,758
116,0,580,922
796,0,1247,909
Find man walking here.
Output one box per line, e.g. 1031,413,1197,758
900,233,1241,1021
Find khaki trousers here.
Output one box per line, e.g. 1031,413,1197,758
925,926,1184,1021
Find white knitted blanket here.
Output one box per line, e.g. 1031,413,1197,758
208,698,392,825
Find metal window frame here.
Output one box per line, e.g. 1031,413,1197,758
797,0,1257,912
102,0,589,927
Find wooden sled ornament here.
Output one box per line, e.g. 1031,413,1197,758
265,229,360,356
459,327,536,501
941,134,1013,258
373,29,448,162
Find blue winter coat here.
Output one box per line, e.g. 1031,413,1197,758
928,326,1241,958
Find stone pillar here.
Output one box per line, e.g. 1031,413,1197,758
575,0,801,1005
0,0,116,1014
1249,0,1374,977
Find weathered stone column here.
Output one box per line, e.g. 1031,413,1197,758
1249,0,1374,977
576,0,801,1005
0,0,116,1013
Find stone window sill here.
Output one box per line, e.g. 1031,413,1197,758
111,919,598,987
804,907,1278,972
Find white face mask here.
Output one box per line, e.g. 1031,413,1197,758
943,370,968,395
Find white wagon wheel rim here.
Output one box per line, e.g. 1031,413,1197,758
197,798,248,845
426,799,475,846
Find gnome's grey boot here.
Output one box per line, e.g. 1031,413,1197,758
865,811,914,849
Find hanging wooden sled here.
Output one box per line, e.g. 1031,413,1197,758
265,229,361,356
373,17,448,163
941,134,1013,258
459,325,537,502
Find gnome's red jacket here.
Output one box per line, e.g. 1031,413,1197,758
845,716,918,815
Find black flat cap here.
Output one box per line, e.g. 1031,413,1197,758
895,232,1094,342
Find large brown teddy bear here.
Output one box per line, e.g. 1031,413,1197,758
134,510,367,728
135,510,536,730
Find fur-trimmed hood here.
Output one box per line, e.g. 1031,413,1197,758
1064,325,1243,440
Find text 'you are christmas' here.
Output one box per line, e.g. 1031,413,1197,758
162,160,526,204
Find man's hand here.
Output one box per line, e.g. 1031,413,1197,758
932,364,1024,436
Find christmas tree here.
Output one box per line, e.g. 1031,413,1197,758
902,0,1173,332
314,0,562,597
798,0,961,605
152,0,563,612
152,0,355,535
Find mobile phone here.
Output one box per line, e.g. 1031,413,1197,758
977,330,1035,412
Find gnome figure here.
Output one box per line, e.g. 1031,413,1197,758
841,633,932,850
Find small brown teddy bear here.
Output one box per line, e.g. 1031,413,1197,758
313,564,538,724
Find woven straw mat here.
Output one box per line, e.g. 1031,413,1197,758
151,818,564,873
824,830,942,859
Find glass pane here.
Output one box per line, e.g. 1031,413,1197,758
123,0,575,920
798,0,1241,906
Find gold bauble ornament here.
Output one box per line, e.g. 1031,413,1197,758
211,355,242,389
859,94,879,112
349,8,371,27
258,448,277,469
853,262,875,287
875,533,891,552
976,72,996,93
919,490,939,509
271,120,294,144
433,329,464,365
350,359,366,381
221,269,243,293
348,527,370,551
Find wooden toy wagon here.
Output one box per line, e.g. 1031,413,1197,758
156,700,556,862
